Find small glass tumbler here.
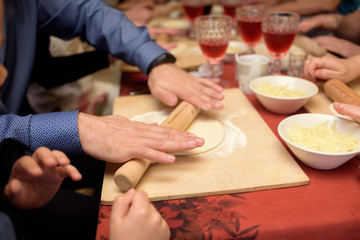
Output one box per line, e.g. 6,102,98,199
287,51,307,78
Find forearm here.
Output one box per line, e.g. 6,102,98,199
36,0,167,74
270,0,341,16
334,10,360,44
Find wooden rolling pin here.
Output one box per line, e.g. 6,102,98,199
114,101,201,191
324,79,360,106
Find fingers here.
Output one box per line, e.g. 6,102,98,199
33,147,70,168
128,190,151,214
56,164,82,181
31,147,81,181
12,155,43,177
158,43,178,51
125,146,176,164
304,56,337,82
125,120,202,142
311,68,337,81
304,58,321,82
148,27,180,36
149,87,179,107
147,64,224,111
4,178,22,200
112,189,137,219
32,147,80,178
129,190,169,238
33,147,58,168
333,102,360,123
298,19,319,33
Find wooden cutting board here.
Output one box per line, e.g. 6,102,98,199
101,88,309,204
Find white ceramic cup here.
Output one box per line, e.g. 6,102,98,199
235,54,270,94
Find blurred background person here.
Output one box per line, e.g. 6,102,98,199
267,0,359,16
298,8,360,57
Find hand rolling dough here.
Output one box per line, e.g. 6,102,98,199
132,112,225,156
169,114,225,155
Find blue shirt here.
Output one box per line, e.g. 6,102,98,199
0,0,168,154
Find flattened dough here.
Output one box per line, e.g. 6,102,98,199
170,115,225,155
132,112,225,156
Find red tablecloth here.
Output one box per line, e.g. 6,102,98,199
96,64,360,240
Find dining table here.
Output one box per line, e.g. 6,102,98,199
95,57,360,239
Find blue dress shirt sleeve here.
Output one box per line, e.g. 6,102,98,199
0,111,82,154
35,0,168,74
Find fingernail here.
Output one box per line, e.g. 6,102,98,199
195,137,204,145
214,102,223,109
167,154,176,163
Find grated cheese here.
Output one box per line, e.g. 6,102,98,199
287,120,360,153
256,81,306,98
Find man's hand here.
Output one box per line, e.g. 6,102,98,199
148,63,224,111
78,113,205,164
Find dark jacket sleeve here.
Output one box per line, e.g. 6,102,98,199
31,32,110,89
0,188,24,240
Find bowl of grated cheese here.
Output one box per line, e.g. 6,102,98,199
249,75,318,114
278,113,360,170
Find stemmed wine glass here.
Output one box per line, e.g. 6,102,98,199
220,0,242,19
195,15,232,88
220,0,242,34
182,0,204,38
236,5,267,53
262,12,299,75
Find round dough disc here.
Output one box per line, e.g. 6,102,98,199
171,115,225,155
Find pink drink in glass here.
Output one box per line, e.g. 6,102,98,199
223,4,237,18
237,17,262,48
236,5,266,52
263,31,296,58
199,40,228,62
184,4,204,23
261,11,299,74
221,0,242,19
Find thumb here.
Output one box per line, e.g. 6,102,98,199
3,179,22,206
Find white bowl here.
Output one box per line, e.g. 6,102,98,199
278,113,360,170
249,75,318,114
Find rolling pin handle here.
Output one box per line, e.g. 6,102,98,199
114,158,152,191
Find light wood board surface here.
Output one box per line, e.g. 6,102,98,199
101,88,309,205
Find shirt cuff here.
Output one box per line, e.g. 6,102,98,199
29,111,82,154
132,40,169,74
